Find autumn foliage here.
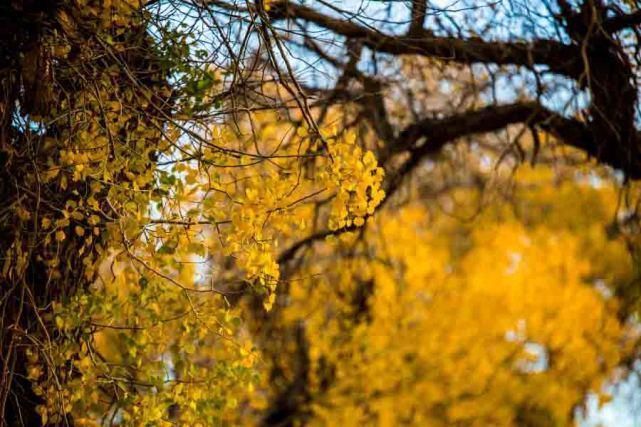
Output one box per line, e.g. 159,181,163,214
2,1,641,426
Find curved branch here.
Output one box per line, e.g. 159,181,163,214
389,102,591,158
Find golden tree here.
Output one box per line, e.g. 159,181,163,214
3,0,641,426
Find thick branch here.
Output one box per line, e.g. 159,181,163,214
603,9,641,32
409,0,427,35
268,1,583,79
389,102,590,159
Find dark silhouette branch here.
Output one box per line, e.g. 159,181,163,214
267,1,584,79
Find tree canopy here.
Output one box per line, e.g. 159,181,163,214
2,0,641,426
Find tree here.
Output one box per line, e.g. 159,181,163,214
2,0,641,426
1,1,383,424
0,1,172,423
